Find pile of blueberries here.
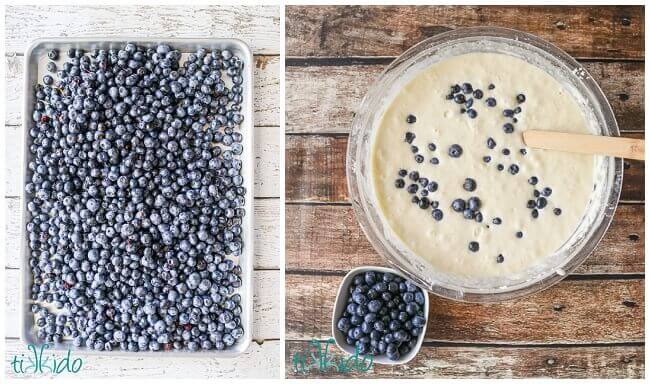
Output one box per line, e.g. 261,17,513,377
527,177,562,218
336,271,427,361
25,43,247,352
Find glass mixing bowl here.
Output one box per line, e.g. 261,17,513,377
346,27,622,302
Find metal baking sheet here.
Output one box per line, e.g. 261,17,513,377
20,38,254,357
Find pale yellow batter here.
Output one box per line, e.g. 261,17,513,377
371,52,597,278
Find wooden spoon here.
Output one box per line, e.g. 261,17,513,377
522,130,645,161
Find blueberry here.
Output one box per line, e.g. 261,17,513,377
488,83,495,90
398,169,408,177
483,156,492,163
427,143,436,151
463,178,477,192
508,164,520,175
492,217,502,225
542,187,553,196
467,197,481,211
463,209,474,220
431,209,444,221
527,200,536,209
468,241,480,252
502,148,510,155
528,176,539,185
503,109,514,117
451,199,466,212
418,197,430,209
531,209,539,218
453,93,466,104
395,179,405,188
461,83,473,94
536,197,548,209
472,89,483,99
426,181,438,192
448,144,463,158
48,49,59,60
497,164,504,171
467,109,477,119
516,94,526,103
409,171,419,181
487,138,496,149
516,231,524,238
503,123,514,134
451,84,461,93
486,97,497,107
534,190,541,197
46,62,57,73
386,343,400,361
496,254,505,263
429,157,439,165
411,145,419,153
407,184,418,194
414,154,424,163
520,148,527,155
406,114,417,124
405,132,415,144
514,106,522,114
554,208,562,216
465,99,474,108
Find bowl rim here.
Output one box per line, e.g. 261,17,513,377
331,265,430,365
346,26,623,303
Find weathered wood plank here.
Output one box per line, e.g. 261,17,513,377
5,54,280,127
286,61,644,133
285,274,644,344
286,5,644,59
6,5,280,54
6,197,279,270
5,338,280,379
6,268,280,340
285,203,644,275
286,134,645,203
285,341,643,378
6,124,280,198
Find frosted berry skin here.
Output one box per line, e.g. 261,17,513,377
26,43,247,351
336,271,426,361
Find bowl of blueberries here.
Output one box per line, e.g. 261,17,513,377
20,38,254,356
332,266,429,364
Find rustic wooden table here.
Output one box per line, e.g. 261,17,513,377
285,5,645,378
5,5,280,378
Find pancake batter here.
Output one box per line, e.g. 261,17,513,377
371,52,597,278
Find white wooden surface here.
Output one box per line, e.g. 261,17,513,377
4,5,281,379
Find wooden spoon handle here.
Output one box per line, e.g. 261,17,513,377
523,130,645,161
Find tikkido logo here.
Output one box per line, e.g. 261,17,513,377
9,343,83,376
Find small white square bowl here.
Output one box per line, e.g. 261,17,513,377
331,265,429,365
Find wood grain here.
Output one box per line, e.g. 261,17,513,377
286,134,646,203
6,124,280,198
285,203,644,275
5,5,280,54
5,338,280,379
5,54,279,127
523,130,645,160
285,341,643,378
5,197,279,270
286,5,644,59
285,274,644,344
285,61,645,133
